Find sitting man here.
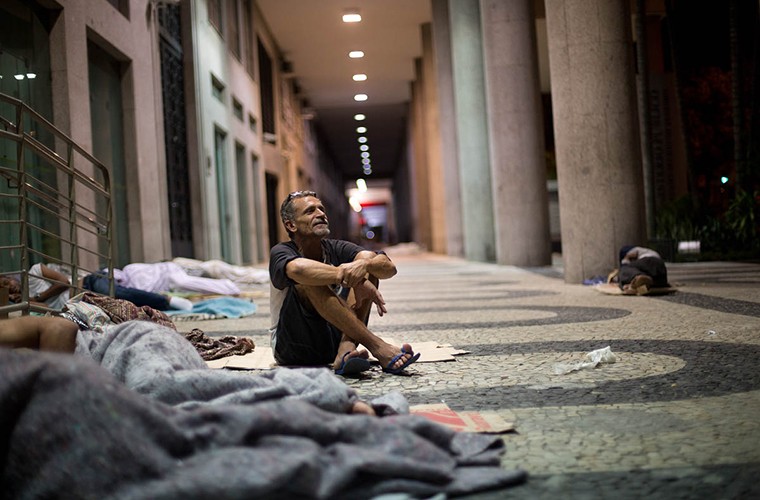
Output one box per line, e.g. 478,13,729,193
269,190,419,376
616,245,670,293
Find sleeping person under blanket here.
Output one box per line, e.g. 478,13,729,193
0,316,527,498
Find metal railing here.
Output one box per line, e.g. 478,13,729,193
0,92,115,317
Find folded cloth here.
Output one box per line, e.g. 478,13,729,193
166,297,256,319
184,328,255,361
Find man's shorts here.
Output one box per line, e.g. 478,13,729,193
272,286,344,366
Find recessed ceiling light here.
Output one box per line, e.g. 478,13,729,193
362,158,371,165
26,73,36,79
363,168,372,175
354,114,366,121
352,74,367,82
358,136,368,143
359,144,369,151
349,50,365,59
14,74,25,80
356,126,367,133
342,12,361,23
361,152,370,159
354,94,368,102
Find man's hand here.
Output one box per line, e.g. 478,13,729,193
338,260,369,287
351,279,387,317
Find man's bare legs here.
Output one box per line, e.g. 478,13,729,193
0,316,77,353
331,276,378,369
294,283,414,371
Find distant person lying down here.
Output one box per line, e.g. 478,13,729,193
0,316,526,498
3,264,192,311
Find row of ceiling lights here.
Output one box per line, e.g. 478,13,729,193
343,10,372,177
0,73,37,80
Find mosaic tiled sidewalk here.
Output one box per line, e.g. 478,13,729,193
180,254,760,499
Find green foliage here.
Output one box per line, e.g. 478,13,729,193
654,196,701,242
725,190,759,248
655,191,760,261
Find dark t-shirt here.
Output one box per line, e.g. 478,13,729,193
268,239,364,329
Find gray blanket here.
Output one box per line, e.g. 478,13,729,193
1,321,526,498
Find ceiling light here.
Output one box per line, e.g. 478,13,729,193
342,12,361,23
348,51,365,59
348,195,363,212
354,114,366,121
356,126,367,133
352,74,367,82
360,152,370,159
26,73,36,79
363,168,372,175
14,74,25,80
354,94,368,102
359,145,369,151
362,158,371,165
358,136,367,143
356,178,367,192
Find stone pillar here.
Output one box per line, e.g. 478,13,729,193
431,0,464,257
421,23,447,254
448,0,495,262
410,59,432,250
545,0,645,282
481,0,552,266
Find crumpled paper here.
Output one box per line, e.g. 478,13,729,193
553,346,618,375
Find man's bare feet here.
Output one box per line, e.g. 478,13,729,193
333,346,371,376
332,348,369,371
376,342,420,374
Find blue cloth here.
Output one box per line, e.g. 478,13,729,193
167,297,256,318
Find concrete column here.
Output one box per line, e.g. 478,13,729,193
481,0,552,266
421,23,447,254
448,0,495,262
545,0,645,282
410,60,432,249
431,0,464,257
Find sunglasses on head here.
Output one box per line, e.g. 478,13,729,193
286,190,317,202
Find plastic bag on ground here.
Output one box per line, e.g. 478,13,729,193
552,346,617,375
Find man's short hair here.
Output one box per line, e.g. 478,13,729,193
280,190,318,237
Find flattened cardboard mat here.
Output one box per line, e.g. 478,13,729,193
207,337,470,370
594,283,678,296
409,403,514,434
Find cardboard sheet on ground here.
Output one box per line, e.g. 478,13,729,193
410,403,514,434
206,347,277,370
362,338,470,363
206,338,469,370
593,283,677,296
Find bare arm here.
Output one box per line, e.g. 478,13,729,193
35,265,70,303
621,249,639,264
285,258,344,286
339,251,397,287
